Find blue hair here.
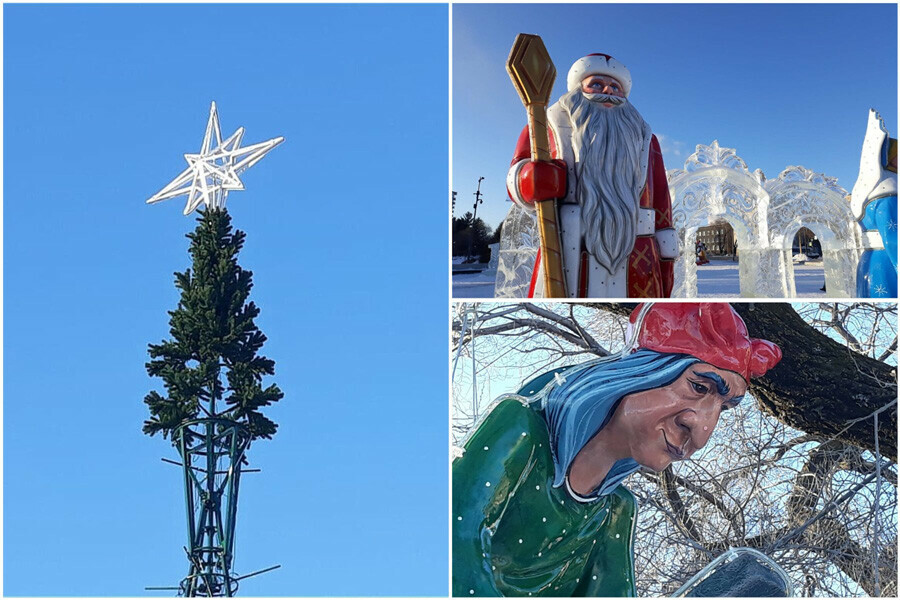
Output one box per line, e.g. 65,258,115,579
542,348,700,497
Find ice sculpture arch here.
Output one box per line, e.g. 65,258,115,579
668,141,782,297
765,166,858,297
669,141,862,298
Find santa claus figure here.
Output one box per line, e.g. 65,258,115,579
506,53,678,298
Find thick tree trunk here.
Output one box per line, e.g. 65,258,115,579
731,303,896,461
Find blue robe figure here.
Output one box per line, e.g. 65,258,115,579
852,109,897,298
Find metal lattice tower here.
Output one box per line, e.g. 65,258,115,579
176,418,251,596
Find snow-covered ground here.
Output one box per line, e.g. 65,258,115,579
452,256,497,298
452,270,497,298
452,257,827,298
696,257,825,297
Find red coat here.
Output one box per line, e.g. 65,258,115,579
508,124,676,298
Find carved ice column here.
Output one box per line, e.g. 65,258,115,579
669,141,781,297
495,205,539,298
669,185,701,298
488,242,500,270
765,166,858,297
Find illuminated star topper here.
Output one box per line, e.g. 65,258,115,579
147,102,284,215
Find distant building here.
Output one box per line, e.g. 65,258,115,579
695,221,735,256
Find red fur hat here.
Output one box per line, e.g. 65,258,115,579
629,303,782,381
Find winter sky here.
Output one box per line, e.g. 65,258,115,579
4,4,447,596
452,3,898,232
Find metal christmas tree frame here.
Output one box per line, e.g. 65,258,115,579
145,103,283,596
173,417,249,596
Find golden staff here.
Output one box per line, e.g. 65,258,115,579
506,33,567,298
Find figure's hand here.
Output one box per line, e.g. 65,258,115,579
518,159,566,203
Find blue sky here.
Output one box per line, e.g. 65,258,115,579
4,4,447,596
452,3,898,231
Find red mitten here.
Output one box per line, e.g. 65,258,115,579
518,160,566,203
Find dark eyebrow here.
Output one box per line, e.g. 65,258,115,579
693,371,730,396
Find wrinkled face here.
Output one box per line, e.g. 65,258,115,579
614,363,747,471
581,74,625,107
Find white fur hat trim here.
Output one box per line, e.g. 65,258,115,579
566,53,632,97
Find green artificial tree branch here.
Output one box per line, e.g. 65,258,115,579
144,208,283,442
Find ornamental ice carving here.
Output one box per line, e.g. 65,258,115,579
771,165,844,193
766,169,852,237
669,141,862,298
495,205,540,298
682,140,750,173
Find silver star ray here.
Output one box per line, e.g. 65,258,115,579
147,102,284,215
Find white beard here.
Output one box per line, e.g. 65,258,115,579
559,88,650,274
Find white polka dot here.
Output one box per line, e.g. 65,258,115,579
519,538,523,543
562,529,566,534
484,446,489,451
469,591,474,595
593,575,598,580
492,566,496,571
615,533,620,538
576,579,580,583
571,550,575,554
538,552,542,557
457,516,462,521
584,515,588,519
542,517,547,522
485,482,491,487
535,485,540,490
521,432,527,437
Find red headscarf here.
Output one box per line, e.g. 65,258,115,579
630,303,782,381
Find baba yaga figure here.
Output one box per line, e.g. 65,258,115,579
506,53,678,298
852,109,897,298
452,303,781,597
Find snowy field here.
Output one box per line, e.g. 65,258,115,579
696,258,826,298
452,257,827,298
452,256,497,298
